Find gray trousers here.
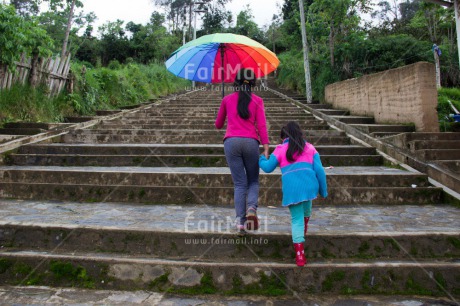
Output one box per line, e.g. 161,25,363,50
224,137,260,226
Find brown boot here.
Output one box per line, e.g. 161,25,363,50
293,243,306,267
245,208,259,231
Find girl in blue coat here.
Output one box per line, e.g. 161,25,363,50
259,121,328,266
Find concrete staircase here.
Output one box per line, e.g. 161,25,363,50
0,122,73,144
0,87,459,298
275,88,417,138
383,132,460,190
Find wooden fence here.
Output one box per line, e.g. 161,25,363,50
0,53,71,96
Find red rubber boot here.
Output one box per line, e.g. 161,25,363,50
293,243,306,267
304,217,310,236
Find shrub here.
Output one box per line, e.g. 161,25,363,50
437,87,460,132
0,62,190,124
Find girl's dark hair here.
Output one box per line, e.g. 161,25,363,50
234,68,256,119
280,121,305,162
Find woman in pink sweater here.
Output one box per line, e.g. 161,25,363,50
215,69,270,236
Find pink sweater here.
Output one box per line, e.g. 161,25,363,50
215,92,269,145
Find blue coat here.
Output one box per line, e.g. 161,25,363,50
259,139,328,206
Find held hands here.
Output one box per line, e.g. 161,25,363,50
263,144,269,159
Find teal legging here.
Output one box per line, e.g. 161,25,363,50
288,201,312,243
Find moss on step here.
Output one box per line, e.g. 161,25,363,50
0,258,13,273
227,273,287,296
447,237,460,249
148,273,169,290
167,272,217,295
49,260,95,288
322,271,345,292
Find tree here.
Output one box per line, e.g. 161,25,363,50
371,0,400,23
10,0,41,18
201,4,231,34
61,0,76,58
309,0,371,67
129,12,181,62
234,5,263,41
37,0,95,56
153,0,230,40
264,14,282,53
126,21,143,36
98,20,130,65
0,4,54,86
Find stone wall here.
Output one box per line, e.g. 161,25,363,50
324,62,439,132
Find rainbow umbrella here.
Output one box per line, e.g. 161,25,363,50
165,33,279,97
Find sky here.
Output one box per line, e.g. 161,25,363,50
79,0,282,32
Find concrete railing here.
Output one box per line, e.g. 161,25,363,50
325,62,439,132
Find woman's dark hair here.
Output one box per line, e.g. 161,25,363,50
234,68,256,119
280,121,305,162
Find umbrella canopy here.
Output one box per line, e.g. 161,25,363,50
165,33,279,84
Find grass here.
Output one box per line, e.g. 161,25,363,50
0,84,72,124
437,87,460,132
0,62,190,126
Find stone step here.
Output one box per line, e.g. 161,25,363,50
60,134,350,145
119,104,144,110
76,129,344,137
408,133,460,141
303,104,332,110
0,166,430,187
3,224,459,261
0,200,458,259
391,133,460,148
370,132,404,138
8,154,383,167
0,135,24,143
351,124,416,134
408,140,460,151
145,105,303,110
136,111,312,118
98,122,331,130
115,118,324,125
17,144,378,156
0,250,457,294
96,110,122,116
2,286,456,305
0,167,440,205
435,160,460,174
121,114,316,121
415,149,460,161
317,109,350,116
138,105,307,111
0,182,441,205
3,122,51,129
0,128,46,135
332,116,375,124
64,116,96,123
1,201,459,262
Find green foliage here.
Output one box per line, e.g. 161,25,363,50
0,259,13,274
0,5,28,67
437,87,460,132
37,0,95,55
275,0,459,100
0,84,72,124
70,62,189,115
0,62,189,124
49,260,95,288
0,4,54,68
322,271,346,292
276,50,339,102
234,5,263,42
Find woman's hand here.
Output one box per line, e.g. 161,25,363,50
263,144,269,159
